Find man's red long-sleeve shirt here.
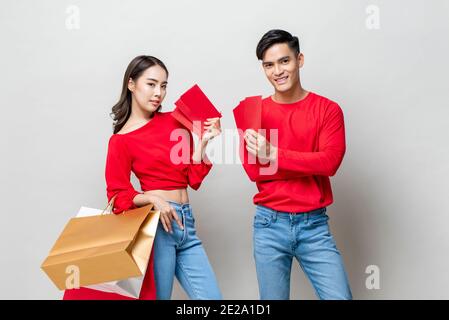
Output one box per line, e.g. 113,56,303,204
242,92,346,212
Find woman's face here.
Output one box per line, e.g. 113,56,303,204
128,65,168,113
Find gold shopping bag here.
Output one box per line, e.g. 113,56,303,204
41,196,160,295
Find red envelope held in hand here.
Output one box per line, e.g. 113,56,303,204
172,84,222,137
233,96,262,133
233,96,263,166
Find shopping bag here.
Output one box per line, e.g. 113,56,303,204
41,196,160,299
75,203,157,298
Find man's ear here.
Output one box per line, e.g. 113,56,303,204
297,53,304,68
128,78,135,92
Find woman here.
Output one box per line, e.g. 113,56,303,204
63,55,222,300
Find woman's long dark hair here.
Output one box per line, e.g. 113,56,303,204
110,55,169,134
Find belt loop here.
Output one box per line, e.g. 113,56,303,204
304,212,309,224
272,210,277,222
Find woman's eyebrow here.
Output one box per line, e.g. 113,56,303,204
146,78,168,85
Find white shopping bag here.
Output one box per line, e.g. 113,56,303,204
75,206,147,298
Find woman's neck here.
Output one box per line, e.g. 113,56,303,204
129,102,154,123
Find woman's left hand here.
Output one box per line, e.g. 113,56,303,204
202,117,222,143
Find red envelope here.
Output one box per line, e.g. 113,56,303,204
233,96,262,132
172,84,222,137
233,96,263,166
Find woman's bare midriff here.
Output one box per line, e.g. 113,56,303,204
143,189,189,204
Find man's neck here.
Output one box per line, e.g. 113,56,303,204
272,85,308,104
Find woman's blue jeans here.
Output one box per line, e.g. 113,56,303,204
153,201,222,300
253,205,352,300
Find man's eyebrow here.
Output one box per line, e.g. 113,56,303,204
277,56,290,63
262,56,290,64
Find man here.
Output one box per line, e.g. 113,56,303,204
242,29,352,300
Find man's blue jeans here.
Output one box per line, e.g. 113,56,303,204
153,201,222,300
253,205,352,300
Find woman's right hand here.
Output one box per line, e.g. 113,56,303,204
150,195,184,233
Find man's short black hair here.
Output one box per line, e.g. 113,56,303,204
256,29,300,60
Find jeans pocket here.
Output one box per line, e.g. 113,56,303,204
253,214,272,228
309,211,329,227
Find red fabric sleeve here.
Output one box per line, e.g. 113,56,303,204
242,162,306,182
105,135,142,214
276,103,346,176
186,132,212,190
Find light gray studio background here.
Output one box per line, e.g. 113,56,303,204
1,0,448,299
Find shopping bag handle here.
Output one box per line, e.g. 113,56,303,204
101,195,117,215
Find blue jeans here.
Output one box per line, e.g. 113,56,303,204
153,201,222,300
253,205,352,300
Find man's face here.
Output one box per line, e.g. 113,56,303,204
261,43,304,93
